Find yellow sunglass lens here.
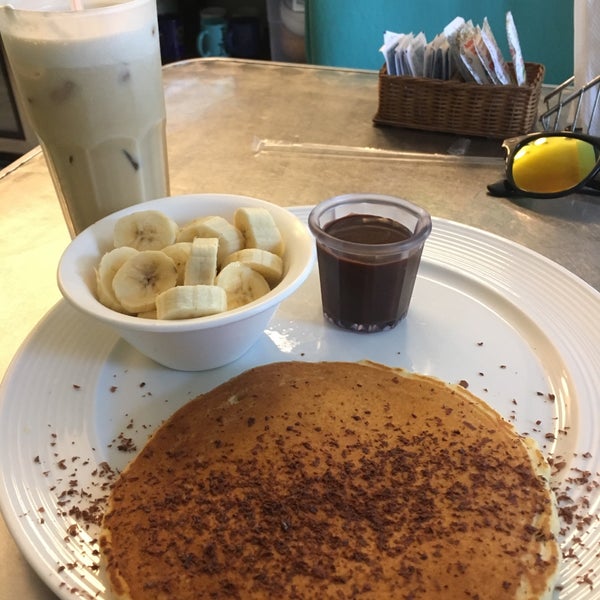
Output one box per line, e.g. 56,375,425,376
512,136,598,194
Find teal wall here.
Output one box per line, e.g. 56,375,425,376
306,1,573,85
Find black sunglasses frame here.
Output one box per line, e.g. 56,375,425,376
488,131,600,199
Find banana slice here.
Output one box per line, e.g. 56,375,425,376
95,246,139,313
234,207,284,256
177,215,244,266
222,248,283,287
184,237,218,286
162,242,193,285
175,216,206,242
215,261,271,309
113,210,179,251
112,250,178,313
156,285,227,320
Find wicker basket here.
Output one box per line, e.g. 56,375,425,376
373,62,545,139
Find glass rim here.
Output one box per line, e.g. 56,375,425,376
0,0,151,18
308,193,432,257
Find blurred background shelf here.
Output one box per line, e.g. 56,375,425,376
163,0,306,64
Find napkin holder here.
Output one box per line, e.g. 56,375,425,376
373,62,545,139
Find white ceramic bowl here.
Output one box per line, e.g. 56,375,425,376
57,194,315,371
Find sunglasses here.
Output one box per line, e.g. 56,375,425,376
487,131,600,199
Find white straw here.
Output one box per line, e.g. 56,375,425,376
70,0,84,10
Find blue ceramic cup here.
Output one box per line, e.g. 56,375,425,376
197,7,228,57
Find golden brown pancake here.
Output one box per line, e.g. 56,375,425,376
100,361,559,599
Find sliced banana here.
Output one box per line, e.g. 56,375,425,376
176,216,206,242
177,215,244,266
95,246,139,313
162,242,192,285
234,207,284,256
156,285,227,320
222,248,283,287
113,210,179,251
215,261,271,309
112,250,178,313
184,237,218,286
96,207,287,320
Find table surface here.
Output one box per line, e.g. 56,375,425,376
1,58,599,600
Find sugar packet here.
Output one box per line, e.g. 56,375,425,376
506,11,526,85
394,33,413,76
456,21,493,84
428,34,451,79
473,26,501,84
444,16,477,82
405,32,427,77
380,30,402,75
480,17,512,84
379,14,523,85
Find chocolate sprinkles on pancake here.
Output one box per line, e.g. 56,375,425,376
100,361,560,599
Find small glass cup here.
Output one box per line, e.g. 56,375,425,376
308,194,432,332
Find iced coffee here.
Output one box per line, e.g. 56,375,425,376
0,0,169,236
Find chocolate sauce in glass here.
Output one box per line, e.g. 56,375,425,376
316,214,421,331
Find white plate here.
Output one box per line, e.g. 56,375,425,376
1,208,599,600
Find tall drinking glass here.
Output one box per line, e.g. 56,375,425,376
0,0,170,237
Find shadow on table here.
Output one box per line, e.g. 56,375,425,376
499,193,600,224
373,125,506,159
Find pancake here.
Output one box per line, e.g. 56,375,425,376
99,361,560,599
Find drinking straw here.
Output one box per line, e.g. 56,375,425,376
70,0,83,9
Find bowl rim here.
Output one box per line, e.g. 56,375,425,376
57,193,315,333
